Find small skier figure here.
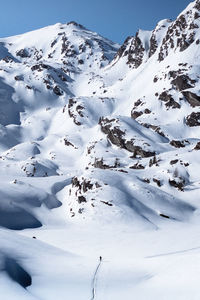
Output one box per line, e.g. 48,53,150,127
99,256,102,261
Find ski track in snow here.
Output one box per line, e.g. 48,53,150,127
146,246,200,259
91,258,102,300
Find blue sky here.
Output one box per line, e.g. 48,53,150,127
0,0,192,43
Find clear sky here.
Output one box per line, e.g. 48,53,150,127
0,0,192,44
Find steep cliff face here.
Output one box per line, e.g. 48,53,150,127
158,0,200,60
112,18,172,68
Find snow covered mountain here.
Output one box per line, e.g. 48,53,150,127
1,1,200,299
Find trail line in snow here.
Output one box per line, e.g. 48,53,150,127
90,258,102,300
145,246,200,259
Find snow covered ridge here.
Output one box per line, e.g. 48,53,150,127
112,0,200,68
1,1,200,299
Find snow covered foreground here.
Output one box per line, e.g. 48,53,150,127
1,0,200,299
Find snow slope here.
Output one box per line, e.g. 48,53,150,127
1,1,200,299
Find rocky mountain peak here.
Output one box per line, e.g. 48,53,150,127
158,0,200,61
0,22,119,72
113,0,200,69
66,21,87,30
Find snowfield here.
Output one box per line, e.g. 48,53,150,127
0,1,200,299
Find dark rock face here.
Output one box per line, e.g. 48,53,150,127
14,75,23,81
93,158,110,169
153,178,162,187
16,49,30,58
182,91,200,107
51,39,57,48
78,196,86,203
99,117,125,148
194,142,200,150
165,98,180,109
159,91,172,102
130,163,145,170
125,141,155,158
64,138,76,148
114,32,145,68
72,177,100,194
3,56,13,63
61,35,77,57
170,74,199,107
115,36,133,61
171,75,194,91
144,108,151,114
170,140,185,148
186,112,200,126
149,155,159,167
68,98,83,125
149,19,171,59
158,91,180,109
31,63,50,72
53,85,63,96
131,110,143,119
142,124,167,139
178,32,195,52
71,176,102,206
158,7,198,62
149,34,158,58
194,0,200,11
134,99,143,107
125,33,145,68
169,178,185,191
99,117,155,158
67,21,86,30
131,107,151,119
153,76,158,83
93,157,120,169
170,159,179,165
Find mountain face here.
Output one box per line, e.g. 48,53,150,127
1,1,200,299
